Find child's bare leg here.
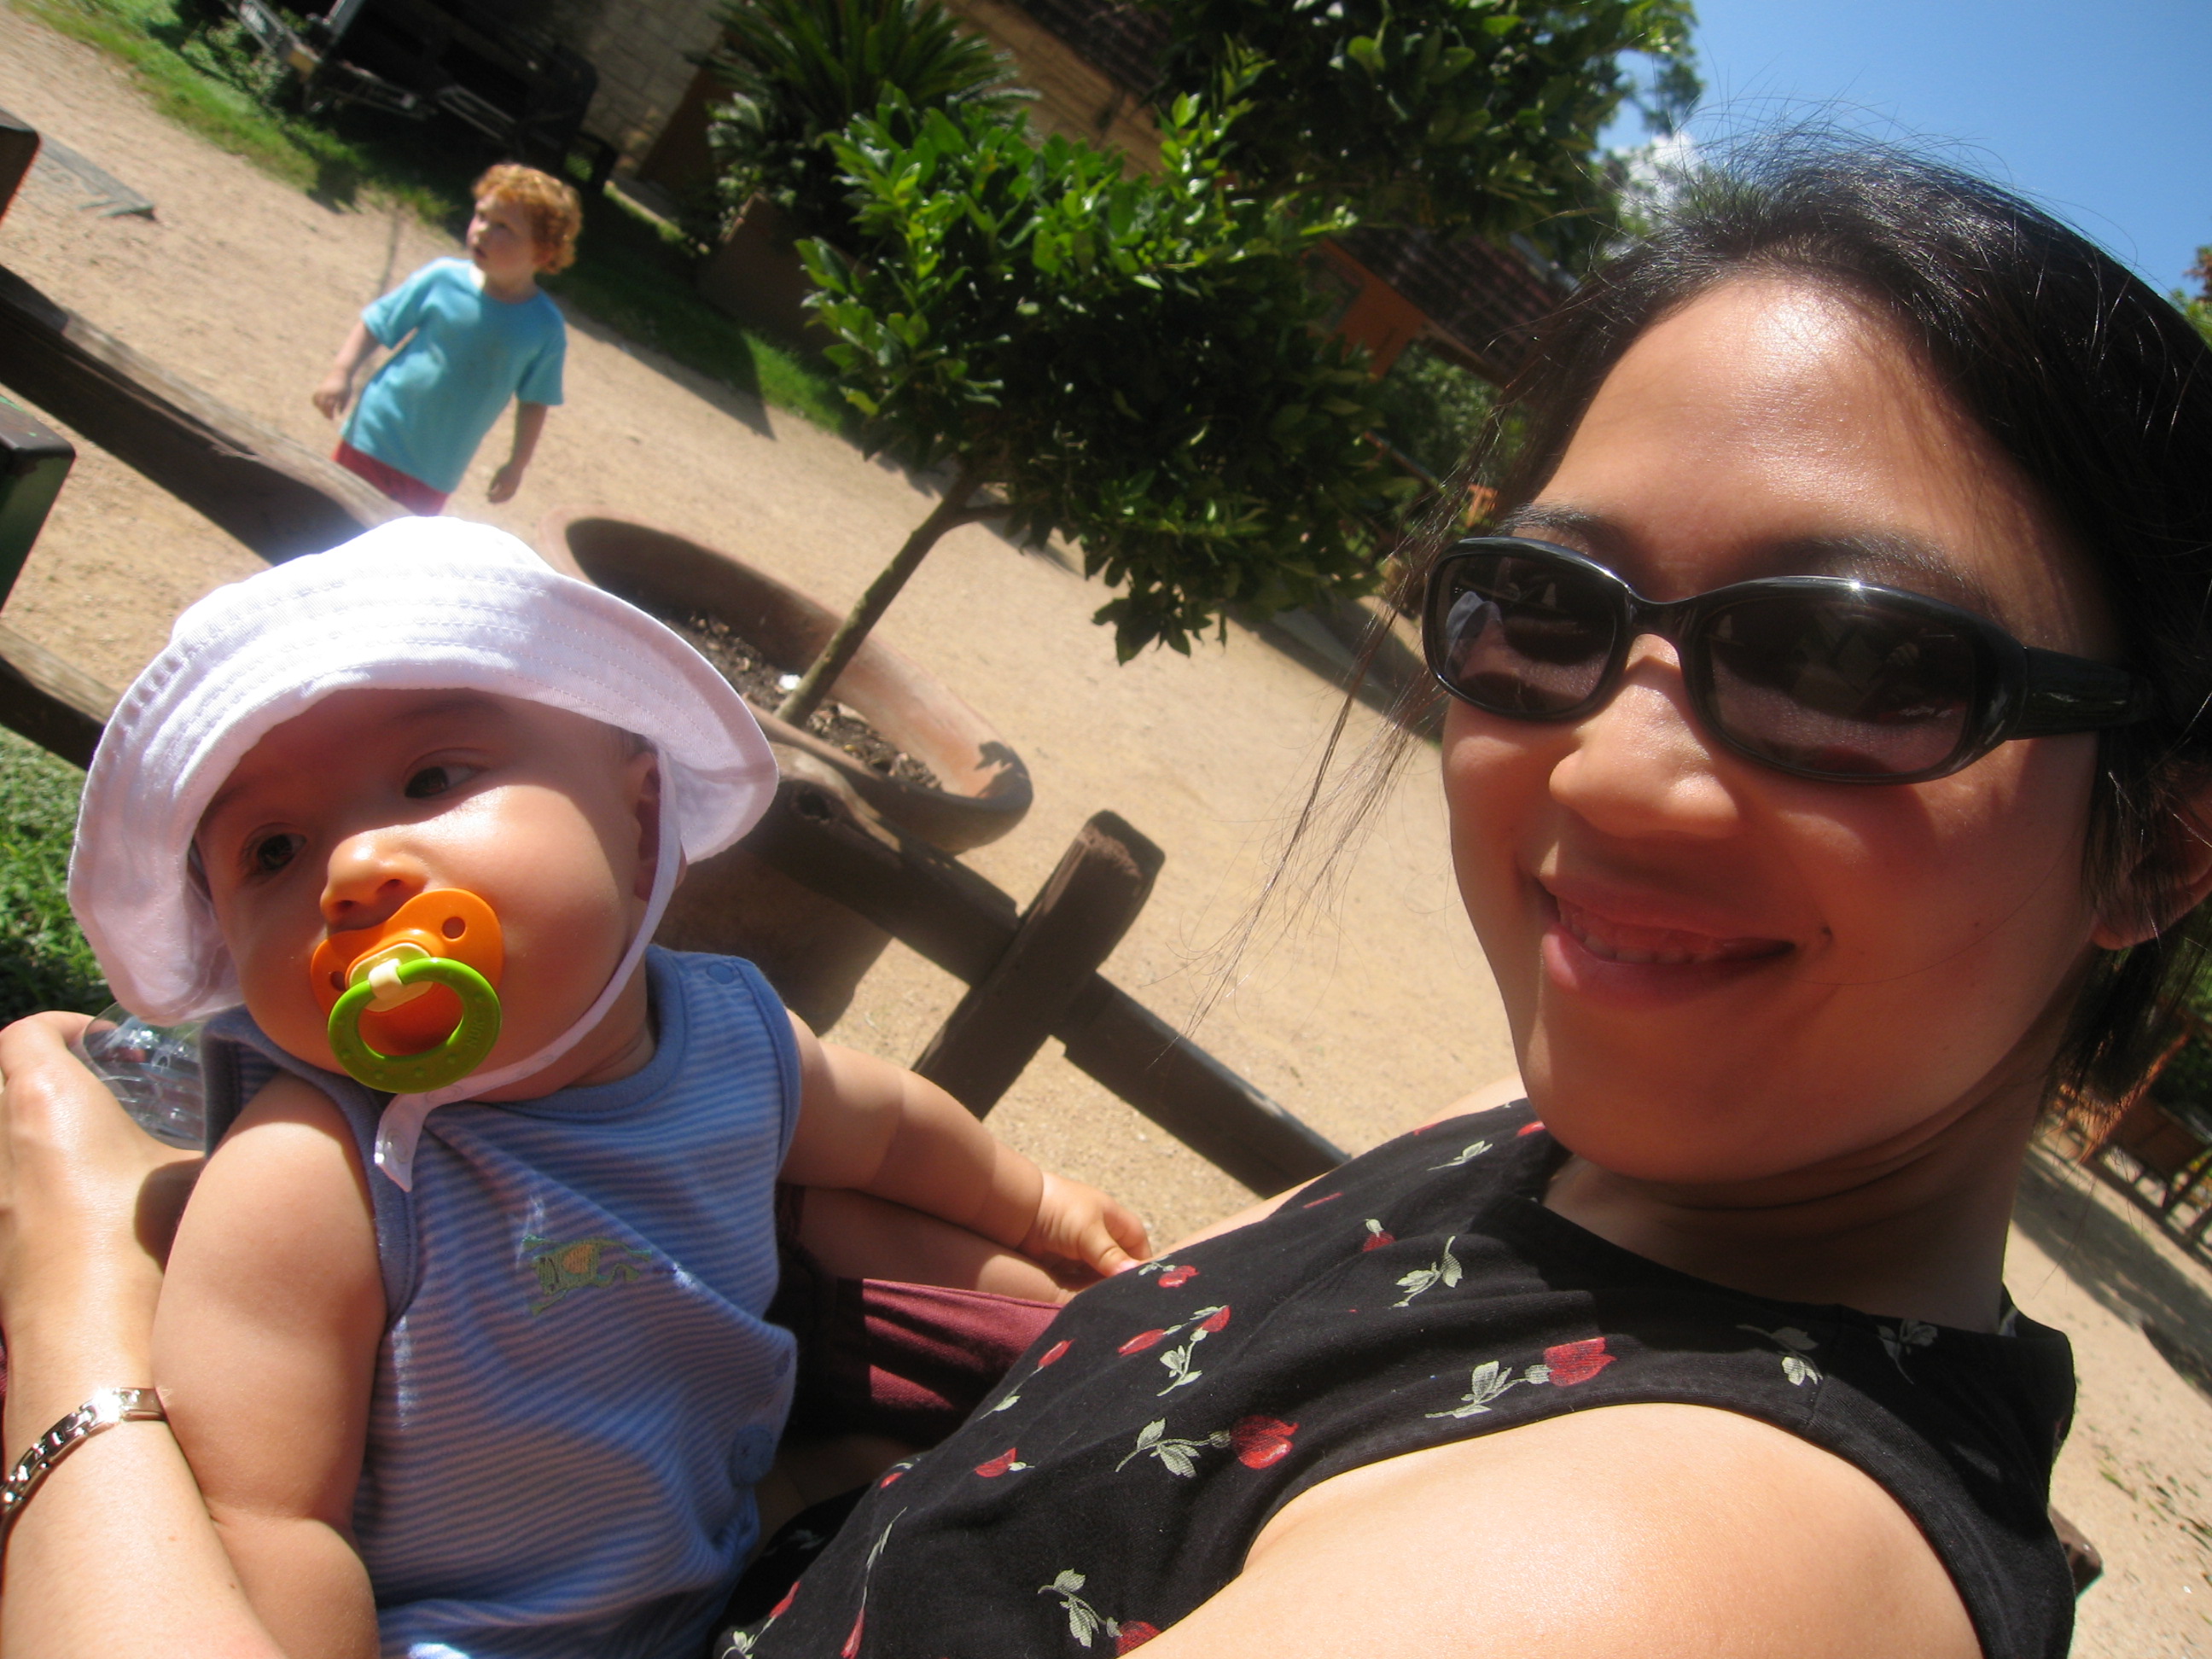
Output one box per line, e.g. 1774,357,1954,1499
792,1186,1078,1302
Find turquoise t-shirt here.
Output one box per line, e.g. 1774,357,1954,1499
342,257,566,494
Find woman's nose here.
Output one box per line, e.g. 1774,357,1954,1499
1548,637,1743,841
321,832,429,929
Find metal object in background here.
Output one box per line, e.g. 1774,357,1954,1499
0,393,73,610
209,0,614,187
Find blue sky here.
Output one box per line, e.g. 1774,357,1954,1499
1611,0,2212,293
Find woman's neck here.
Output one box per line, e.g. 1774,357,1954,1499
1541,1076,2042,1330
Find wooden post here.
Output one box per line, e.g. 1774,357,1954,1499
739,779,1347,1192
0,262,399,562
914,812,1162,1115
0,620,109,766
0,109,36,227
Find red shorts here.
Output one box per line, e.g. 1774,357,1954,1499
770,1184,1061,1447
334,440,449,516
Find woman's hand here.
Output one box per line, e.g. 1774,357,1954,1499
0,1015,291,1656
0,1013,200,1441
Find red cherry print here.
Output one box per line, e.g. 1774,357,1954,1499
1301,1191,1343,1208
1230,1415,1299,1469
974,1447,1023,1477
1157,1265,1198,1289
1120,1328,1170,1354
1199,1306,1232,1334
1115,1621,1161,1652
1361,1220,1394,1251
1542,1336,1615,1386
1037,1339,1072,1368
841,1609,865,1658
1516,1120,1545,1137
769,1583,798,1619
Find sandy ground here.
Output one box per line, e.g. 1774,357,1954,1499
2,9,2209,1650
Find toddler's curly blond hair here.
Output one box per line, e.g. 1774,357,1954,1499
474,163,584,274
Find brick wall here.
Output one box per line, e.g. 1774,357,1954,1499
546,0,724,171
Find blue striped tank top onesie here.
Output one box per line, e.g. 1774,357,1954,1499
201,948,801,1659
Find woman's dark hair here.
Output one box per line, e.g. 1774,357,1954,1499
1319,138,2212,1121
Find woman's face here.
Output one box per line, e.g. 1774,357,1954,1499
1446,276,2121,1186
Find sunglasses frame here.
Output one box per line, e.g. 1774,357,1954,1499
1423,536,2157,784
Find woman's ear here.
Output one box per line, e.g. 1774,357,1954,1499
2091,784,2212,950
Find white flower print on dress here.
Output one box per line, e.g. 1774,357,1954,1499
1039,1570,1160,1651
1738,1324,1824,1386
1427,1338,1617,1417
1429,1139,1494,1170
1392,1237,1462,1307
1877,1318,1938,1377
1116,1418,1231,1476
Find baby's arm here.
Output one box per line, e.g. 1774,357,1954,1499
311,322,378,419
153,1073,385,1659
486,402,549,503
780,1016,1149,1280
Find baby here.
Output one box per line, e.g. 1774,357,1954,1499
67,519,1146,1659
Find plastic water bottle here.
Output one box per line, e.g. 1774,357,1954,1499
68,1006,205,1150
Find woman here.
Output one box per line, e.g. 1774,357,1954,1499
3,144,2208,1659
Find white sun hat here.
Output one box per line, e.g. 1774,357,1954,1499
68,518,779,1182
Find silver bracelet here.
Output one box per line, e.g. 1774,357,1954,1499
0,1387,167,1551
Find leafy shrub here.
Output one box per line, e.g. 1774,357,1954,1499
0,728,108,1026
704,0,1027,247
1373,343,1496,479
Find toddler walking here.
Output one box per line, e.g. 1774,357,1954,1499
67,519,1145,1657
313,165,577,514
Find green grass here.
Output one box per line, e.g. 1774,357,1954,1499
0,726,108,1026
13,0,849,431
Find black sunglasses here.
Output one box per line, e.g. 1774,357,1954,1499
1422,537,2157,784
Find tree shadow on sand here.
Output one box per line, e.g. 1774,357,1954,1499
2015,1143,2212,1400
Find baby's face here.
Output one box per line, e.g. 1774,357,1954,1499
195,690,660,1080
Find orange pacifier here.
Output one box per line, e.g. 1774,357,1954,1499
311,890,504,1094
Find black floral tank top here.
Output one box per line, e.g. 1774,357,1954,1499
725,1103,2075,1659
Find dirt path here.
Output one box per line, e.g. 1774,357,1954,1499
2,9,2208,1650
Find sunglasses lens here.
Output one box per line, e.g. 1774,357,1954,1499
1429,550,1620,715
1701,592,1977,777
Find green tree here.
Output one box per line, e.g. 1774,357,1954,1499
704,0,1027,245
2181,245,2212,349
777,93,1411,725
1145,0,1698,254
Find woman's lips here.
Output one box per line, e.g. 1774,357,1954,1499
1540,890,1791,1009
1552,896,1790,967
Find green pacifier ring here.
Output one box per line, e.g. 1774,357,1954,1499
328,957,503,1094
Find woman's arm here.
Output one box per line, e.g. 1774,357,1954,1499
1140,1403,1978,1659
779,1016,1150,1278
0,1013,285,1658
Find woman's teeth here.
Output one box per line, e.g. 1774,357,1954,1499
1555,898,1784,966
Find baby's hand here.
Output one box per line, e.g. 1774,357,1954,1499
311,372,351,419
1020,1171,1150,1283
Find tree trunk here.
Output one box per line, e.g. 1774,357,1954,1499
777,459,988,726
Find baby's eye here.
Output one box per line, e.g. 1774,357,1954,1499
251,832,304,875
405,763,478,799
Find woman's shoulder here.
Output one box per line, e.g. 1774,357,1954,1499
1202,1400,1982,1659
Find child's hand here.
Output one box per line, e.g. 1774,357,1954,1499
487,461,526,504
311,371,352,419
1019,1172,1150,1283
